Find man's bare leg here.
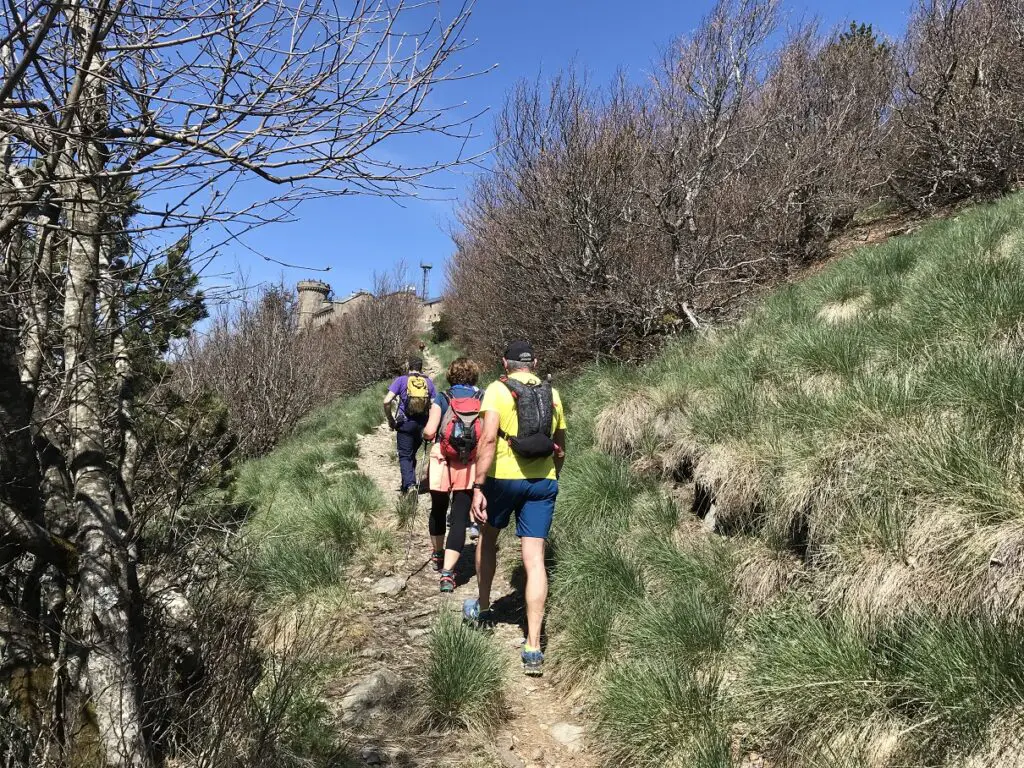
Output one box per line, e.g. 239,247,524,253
475,523,499,611
519,536,547,649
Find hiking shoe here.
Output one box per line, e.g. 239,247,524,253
521,645,544,677
430,550,443,571
461,598,495,629
468,523,480,540
439,570,456,593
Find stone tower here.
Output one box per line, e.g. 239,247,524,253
296,279,330,330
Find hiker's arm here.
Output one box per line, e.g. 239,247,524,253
423,403,442,442
553,428,567,478
382,391,397,430
475,410,499,478
471,410,500,523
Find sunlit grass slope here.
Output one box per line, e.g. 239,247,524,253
550,193,1024,767
236,384,390,598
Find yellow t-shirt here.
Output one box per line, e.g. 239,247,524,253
480,371,567,480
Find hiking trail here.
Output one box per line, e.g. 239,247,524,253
336,347,597,768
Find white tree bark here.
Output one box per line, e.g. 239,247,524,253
63,173,150,768
60,6,150,761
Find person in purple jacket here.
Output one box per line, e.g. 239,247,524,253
382,356,437,495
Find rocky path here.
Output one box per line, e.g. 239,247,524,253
339,348,597,768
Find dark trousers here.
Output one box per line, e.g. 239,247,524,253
430,489,473,554
395,420,423,491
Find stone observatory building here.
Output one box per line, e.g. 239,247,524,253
296,279,444,332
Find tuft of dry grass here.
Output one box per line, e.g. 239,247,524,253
595,391,656,458
694,444,764,532
961,715,1024,768
732,544,803,610
817,293,872,324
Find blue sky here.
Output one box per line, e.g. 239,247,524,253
205,0,913,300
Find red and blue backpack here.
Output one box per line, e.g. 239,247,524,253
438,388,483,463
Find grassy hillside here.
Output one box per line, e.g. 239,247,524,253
236,384,392,598
548,193,1024,767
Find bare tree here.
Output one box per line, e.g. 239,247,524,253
326,269,424,393
446,0,1023,368
180,284,326,459
448,73,665,369
0,1,481,764
890,0,1024,206
751,22,895,260
641,0,778,303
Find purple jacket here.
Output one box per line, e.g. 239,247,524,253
388,373,437,422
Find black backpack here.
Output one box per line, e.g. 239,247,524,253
498,377,556,459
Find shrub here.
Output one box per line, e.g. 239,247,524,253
323,272,422,394
182,275,416,459
431,311,454,343
421,613,508,730
180,284,330,458
446,0,1024,372
889,0,1024,207
595,661,732,768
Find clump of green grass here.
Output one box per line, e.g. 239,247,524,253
247,539,350,598
555,450,652,541
235,377,394,602
330,434,360,463
421,613,507,731
742,603,1024,765
743,604,887,754
627,490,682,535
288,448,332,498
554,600,620,676
886,613,1024,762
626,539,736,666
244,473,382,597
549,536,645,678
595,661,731,768
553,538,645,607
394,491,420,530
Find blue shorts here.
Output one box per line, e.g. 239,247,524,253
483,477,558,539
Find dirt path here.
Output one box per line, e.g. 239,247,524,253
342,348,597,768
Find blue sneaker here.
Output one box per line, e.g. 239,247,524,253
521,645,544,676
461,598,494,628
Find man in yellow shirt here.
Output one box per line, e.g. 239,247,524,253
465,340,566,676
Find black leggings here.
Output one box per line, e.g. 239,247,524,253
429,489,472,553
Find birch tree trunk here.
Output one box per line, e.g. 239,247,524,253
20,208,58,400
63,170,150,768
60,8,150,760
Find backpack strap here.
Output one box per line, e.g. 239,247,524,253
497,378,513,440
497,377,533,440
499,376,521,399
445,387,482,405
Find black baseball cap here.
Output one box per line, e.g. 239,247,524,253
504,340,535,363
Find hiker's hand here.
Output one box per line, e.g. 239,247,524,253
423,429,435,442
471,489,488,523
387,419,397,432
